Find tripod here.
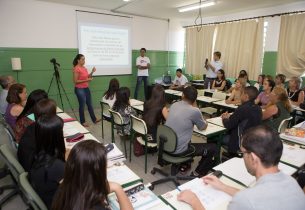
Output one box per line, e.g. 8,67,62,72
47,60,78,119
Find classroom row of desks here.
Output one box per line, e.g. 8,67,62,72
56,105,305,210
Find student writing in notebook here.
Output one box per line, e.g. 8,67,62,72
178,125,305,210
52,140,133,210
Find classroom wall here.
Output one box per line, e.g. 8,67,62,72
0,48,183,110
0,0,185,109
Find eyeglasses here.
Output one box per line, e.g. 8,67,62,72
237,150,251,157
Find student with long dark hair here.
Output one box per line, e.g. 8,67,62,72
212,69,226,91
73,54,100,127
143,84,168,142
18,99,57,171
255,79,275,108
15,89,48,143
102,78,120,108
30,115,65,209
52,140,133,210
113,87,136,135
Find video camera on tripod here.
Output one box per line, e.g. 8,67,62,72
47,58,77,118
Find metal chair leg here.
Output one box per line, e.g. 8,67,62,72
101,118,104,139
111,122,115,143
144,136,148,173
129,131,135,162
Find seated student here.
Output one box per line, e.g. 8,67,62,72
178,125,305,210
255,79,275,108
228,72,250,93
102,78,119,108
275,74,286,89
0,75,15,115
15,89,48,143
112,87,136,136
262,87,291,131
165,86,217,177
212,69,226,91
52,140,133,210
264,75,274,82
143,84,168,143
5,83,27,129
222,86,262,155
18,99,57,172
170,68,188,90
254,74,265,93
30,115,65,209
225,78,246,105
287,76,304,107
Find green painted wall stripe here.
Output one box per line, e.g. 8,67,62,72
0,48,184,109
262,51,277,77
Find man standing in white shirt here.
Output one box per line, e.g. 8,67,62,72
204,51,223,89
134,48,150,99
170,68,188,90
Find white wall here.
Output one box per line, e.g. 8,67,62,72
181,1,305,52
0,0,172,51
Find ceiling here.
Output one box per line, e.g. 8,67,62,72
38,0,304,20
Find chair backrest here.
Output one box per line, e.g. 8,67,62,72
197,89,205,96
157,125,177,153
19,172,48,210
0,144,25,181
100,101,111,117
212,91,227,100
131,115,147,135
109,109,124,125
278,117,293,133
3,126,18,151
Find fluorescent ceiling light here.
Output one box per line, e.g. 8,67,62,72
123,0,130,2
178,1,215,13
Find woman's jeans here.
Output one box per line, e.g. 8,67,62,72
74,87,97,124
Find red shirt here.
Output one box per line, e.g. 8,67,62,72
74,66,89,88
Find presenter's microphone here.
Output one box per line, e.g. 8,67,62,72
50,58,60,66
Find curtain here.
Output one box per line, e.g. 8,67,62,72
214,19,264,80
185,25,215,78
277,13,305,78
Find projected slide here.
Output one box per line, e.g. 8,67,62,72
78,23,131,75
80,25,129,66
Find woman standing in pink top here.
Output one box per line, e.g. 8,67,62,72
73,54,100,127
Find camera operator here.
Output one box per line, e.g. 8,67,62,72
204,51,223,89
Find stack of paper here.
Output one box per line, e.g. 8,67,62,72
178,178,232,210
107,143,126,166
281,143,305,168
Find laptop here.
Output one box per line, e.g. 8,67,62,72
163,75,172,85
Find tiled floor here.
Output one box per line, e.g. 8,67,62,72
0,108,207,209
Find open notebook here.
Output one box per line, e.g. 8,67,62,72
213,157,297,187
108,182,171,210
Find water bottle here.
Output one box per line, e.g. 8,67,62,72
208,81,210,90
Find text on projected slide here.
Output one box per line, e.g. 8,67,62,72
80,25,129,66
